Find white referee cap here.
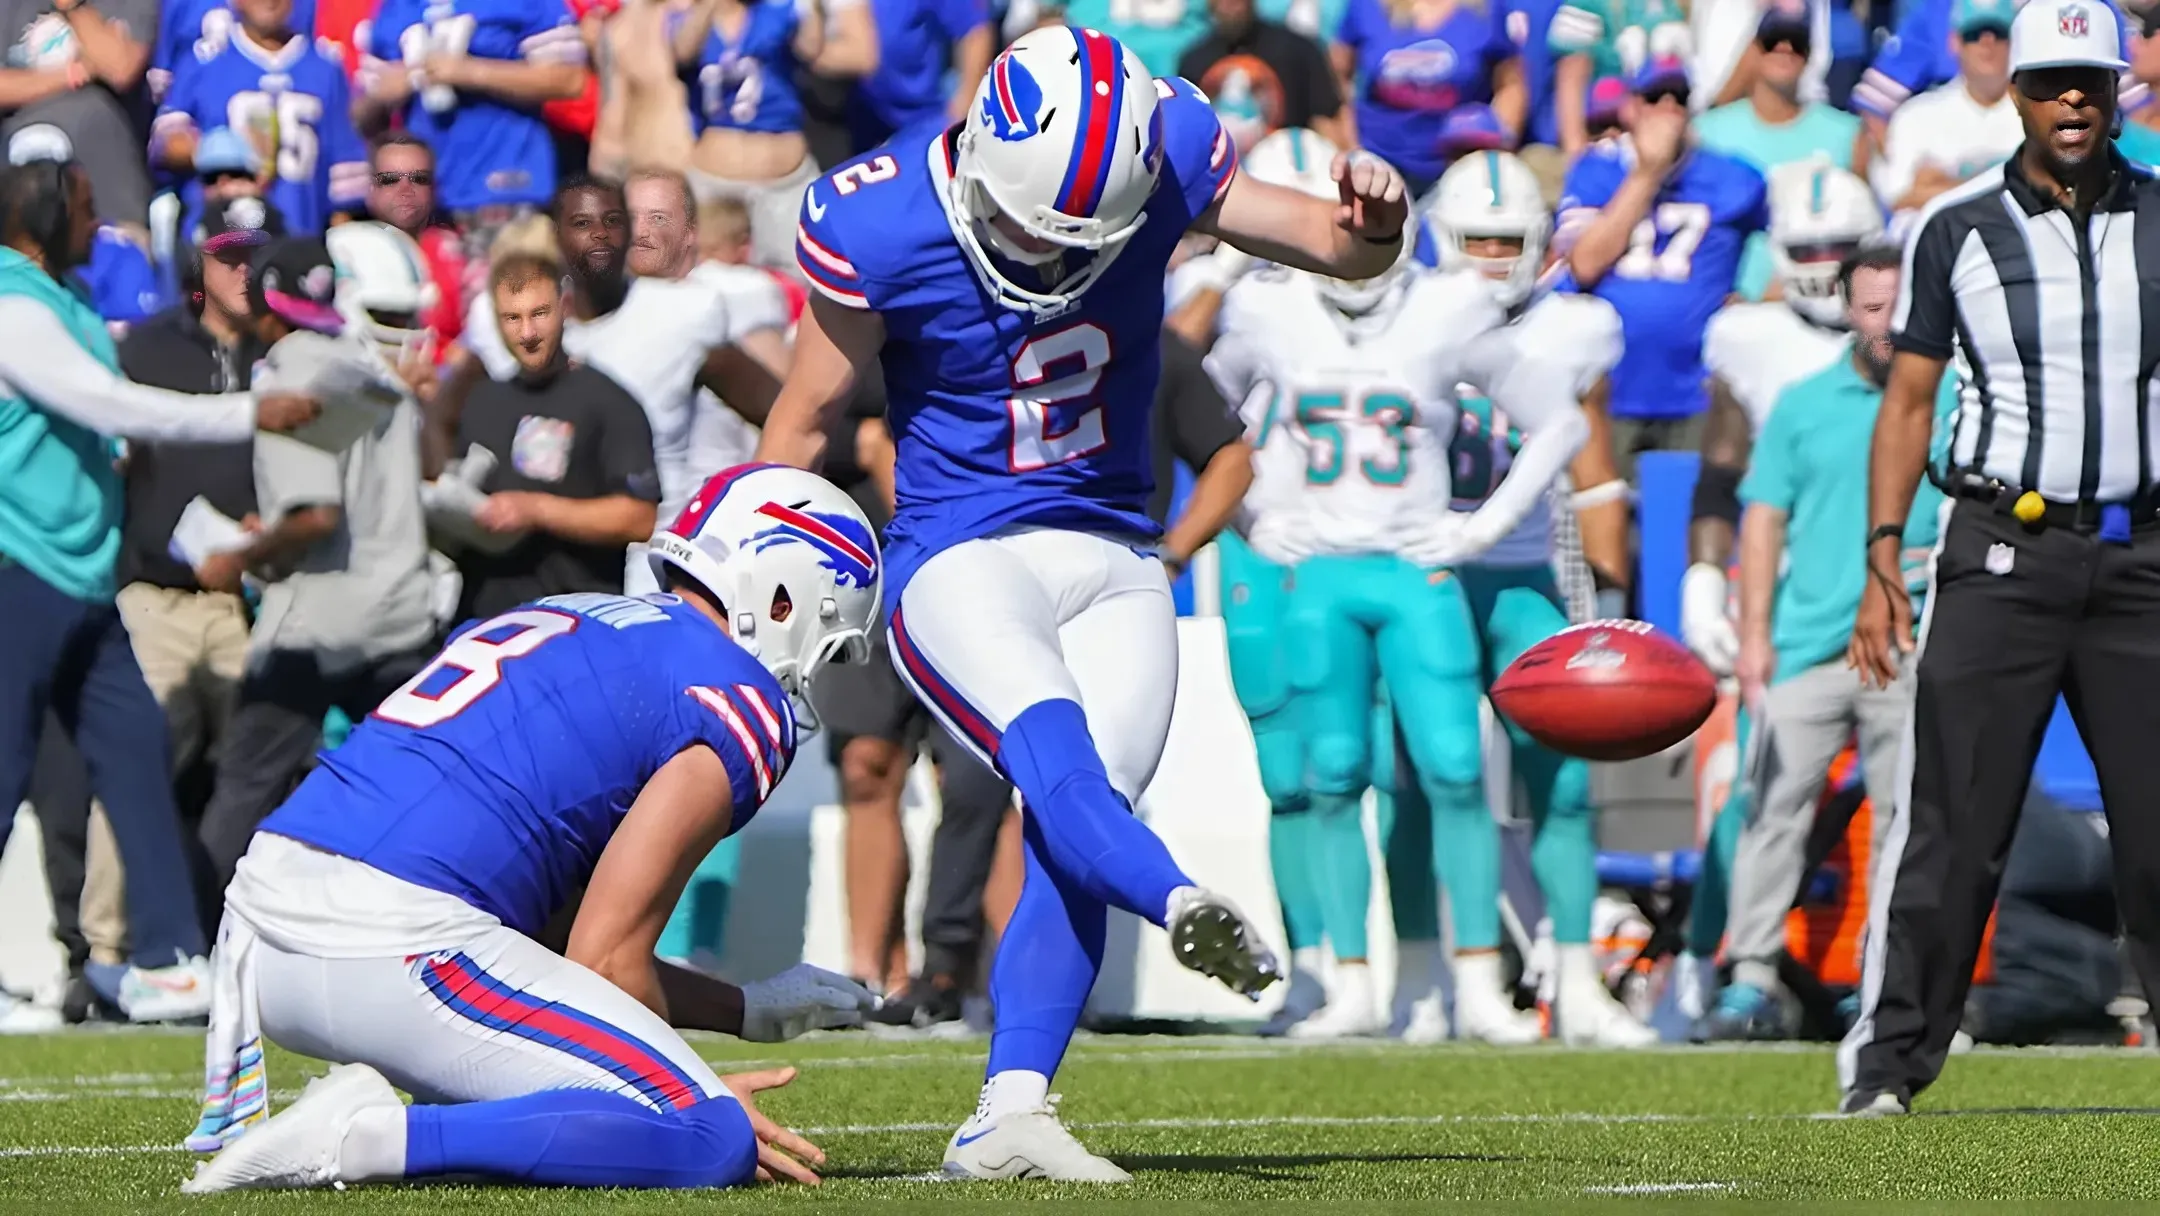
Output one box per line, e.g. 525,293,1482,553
2010,0,2129,73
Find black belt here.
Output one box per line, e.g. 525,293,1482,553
1950,476,2160,533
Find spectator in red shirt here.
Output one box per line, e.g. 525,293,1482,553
364,132,464,360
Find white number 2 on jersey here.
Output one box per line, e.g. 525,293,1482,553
376,610,577,729
1613,201,1712,283
1008,323,1111,472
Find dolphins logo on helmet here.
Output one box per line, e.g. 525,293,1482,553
982,53,1046,142
747,503,879,590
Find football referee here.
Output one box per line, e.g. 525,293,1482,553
1843,0,2160,1115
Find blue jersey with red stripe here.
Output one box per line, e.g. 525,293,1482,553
261,593,796,936
793,68,1238,602
685,0,804,135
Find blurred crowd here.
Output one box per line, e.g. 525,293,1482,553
0,0,2148,1040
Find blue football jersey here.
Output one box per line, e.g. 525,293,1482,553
262,593,797,936
151,0,320,98
848,0,990,150
793,76,1238,600
156,33,367,234
367,0,584,211
686,0,805,135
1557,143,1765,421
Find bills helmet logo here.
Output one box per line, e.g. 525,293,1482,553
749,502,878,589
2059,4,2089,37
982,52,1045,142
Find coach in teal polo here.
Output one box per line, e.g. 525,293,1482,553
1696,245,1953,1041
0,141,313,1004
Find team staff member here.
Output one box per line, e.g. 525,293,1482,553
193,236,437,905
0,155,316,1024
1846,0,2160,1116
452,250,660,620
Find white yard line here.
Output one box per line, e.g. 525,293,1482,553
1585,1182,1736,1195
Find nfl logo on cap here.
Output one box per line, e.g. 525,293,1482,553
2059,4,2088,37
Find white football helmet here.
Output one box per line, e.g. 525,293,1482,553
1240,127,1410,321
325,220,439,363
1767,161,1884,327
946,26,1165,314
648,464,882,728
1428,150,1551,310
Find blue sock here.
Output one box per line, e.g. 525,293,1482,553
997,698,1192,924
403,1090,755,1189
985,841,1105,1078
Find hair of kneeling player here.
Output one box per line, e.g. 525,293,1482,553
663,569,795,627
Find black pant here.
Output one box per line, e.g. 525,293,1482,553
0,563,205,965
197,645,430,921
1845,503,2160,1103
919,729,1014,983
31,713,94,971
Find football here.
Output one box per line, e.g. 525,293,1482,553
1491,619,1717,762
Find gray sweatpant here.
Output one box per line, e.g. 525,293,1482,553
1728,656,1915,990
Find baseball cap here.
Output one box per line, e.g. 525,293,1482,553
1587,76,1629,123
195,126,262,178
1955,0,2016,37
253,237,345,335
1629,54,1692,94
6,123,72,165
2011,0,2129,71
198,195,285,256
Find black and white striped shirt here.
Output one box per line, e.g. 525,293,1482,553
1892,148,2160,503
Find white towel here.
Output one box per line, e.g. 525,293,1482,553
186,914,268,1153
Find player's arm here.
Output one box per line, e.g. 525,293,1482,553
1691,379,1751,568
754,292,885,471
1568,374,1630,610
1158,334,1253,577
1457,329,1591,548
569,746,739,1019
1197,154,1409,284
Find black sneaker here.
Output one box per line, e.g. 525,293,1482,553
870,975,965,1028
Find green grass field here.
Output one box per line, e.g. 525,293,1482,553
4,1029,2160,1211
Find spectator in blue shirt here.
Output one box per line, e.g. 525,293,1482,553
850,0,992,153
1332,0,1525,194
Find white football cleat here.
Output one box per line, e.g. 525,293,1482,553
1166,887,1280,1000
1286,966,1383,1040
1394,988,1449,1045
1671,952,1717,1023
121,955,212,1023
1555,945,1658,1047
1390,938,1446,1043
0,991,61,1034
1257,947,1326,1036
1452,952,1543,1045
181,1064,401,1194
943,1103,1132,1183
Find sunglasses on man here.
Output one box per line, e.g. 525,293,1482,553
373,170,434,188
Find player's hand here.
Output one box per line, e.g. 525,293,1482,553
1736,631,1775,712
195,550,248,595
1848,564,1912,690
718,1067,826,1185
1401,512,1500,571
1630,106,1689,176
475,492,540,533
1331,150,1409,243
1680,563,1740,677
738,963,875,1042
254,392,320,433
423,54,467,89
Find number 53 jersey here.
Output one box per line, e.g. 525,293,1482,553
1205,265,1506,561
259,594,796,939
793,79,1238,601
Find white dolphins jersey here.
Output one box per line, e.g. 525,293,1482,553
464,262,789,518
1454,291,1623,569
1206,265,1505,563
1702,301,1849,433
